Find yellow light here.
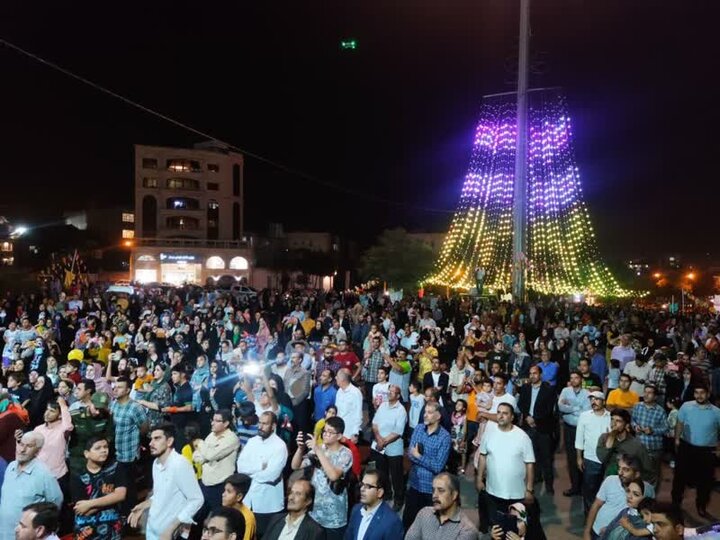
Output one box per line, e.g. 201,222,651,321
687,272,695,280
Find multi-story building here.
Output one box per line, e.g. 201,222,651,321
131,142,252,285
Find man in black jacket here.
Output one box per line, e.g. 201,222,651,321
517,364,557,495
422,357,450,408
264,479,324,540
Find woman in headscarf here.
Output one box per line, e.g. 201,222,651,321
190,354,210,412
136,363,172,426
28,374,54,428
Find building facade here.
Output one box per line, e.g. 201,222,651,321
131,142,252,285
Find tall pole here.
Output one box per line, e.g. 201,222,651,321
512,0,530,302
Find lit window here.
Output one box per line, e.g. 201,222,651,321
229,256,248,270
122,213,135,223
142,177,159,188
206,256,225,270
207,182,219,191
208,201,219,210
166,159,201,172
0,242,12,252
166,178,200,190
122,229,135,239
142,158,157,169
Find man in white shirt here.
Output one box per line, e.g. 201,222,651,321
193,410,240,515
236,411,288,538
623,354,651,395
575,391,611,514
129,423,204,540
611,334,636,370
370,385,408,510
477,373,517,425
476,402,535,534
334,368,363,441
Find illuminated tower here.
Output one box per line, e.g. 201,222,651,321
425,88,629,297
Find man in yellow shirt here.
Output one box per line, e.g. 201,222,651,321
222,473,257,540
606,373,639,411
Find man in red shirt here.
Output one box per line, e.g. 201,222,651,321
334,340,361,380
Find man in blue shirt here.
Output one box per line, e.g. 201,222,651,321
557,371,590,496
671,385,720,518
312,369,337,423
538,350,559,388
402,401,451,531
587,343,608,386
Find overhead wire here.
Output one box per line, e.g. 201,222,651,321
0,36,454,215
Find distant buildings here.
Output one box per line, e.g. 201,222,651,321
130,142,252,285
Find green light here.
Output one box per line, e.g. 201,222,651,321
340,39,357,50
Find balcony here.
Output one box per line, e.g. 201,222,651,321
134,237,251,249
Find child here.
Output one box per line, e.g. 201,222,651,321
372,366,391,409
608,359,621,391
666,397,681,468
408,380,425,431
450,399,468,474
619,497,655,538
222,473,257,540
314,405,337,446
472,379,494,446
599,478,648,540
181,423,204,479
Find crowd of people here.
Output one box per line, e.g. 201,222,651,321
0,284,719,540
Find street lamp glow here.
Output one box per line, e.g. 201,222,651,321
653,272,661,279
687,272,695,280
11,226,28,237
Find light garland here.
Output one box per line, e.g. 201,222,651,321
425,89,634,297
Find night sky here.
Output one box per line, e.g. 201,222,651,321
0,1,717,260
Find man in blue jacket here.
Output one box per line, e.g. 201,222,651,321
345,469,403,540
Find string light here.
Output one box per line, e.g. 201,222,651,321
425,89,634,297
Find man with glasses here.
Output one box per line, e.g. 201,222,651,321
370,385,407,511
263,479,324,540
236,411,288,538
201,507,246,540
0,432,62,540
194,410,240,516
346,470,403,540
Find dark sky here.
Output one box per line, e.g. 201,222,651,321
0,1,717,260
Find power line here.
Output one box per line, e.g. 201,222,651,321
0,36,454,215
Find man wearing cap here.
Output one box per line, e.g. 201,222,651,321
575,391,611,514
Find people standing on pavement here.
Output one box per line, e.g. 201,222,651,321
575,391,611,514
476,402,535,534
671,385,720,519
630,384,667,487
558,370,590,497
402,401,451,530
596,408,654,483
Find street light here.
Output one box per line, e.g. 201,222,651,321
687,272,695,280
653,272,662,279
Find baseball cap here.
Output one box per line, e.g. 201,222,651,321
589,391,606,400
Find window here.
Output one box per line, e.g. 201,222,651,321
0,242,12,253
206,256,225,270
207,164,220,173
233,164,241,196
122,213,135,223
166,197,200,210
142,158,158,169
166,178,200,190
166,159,202,172
207,200,219,240
207,182,219,191
122,229,135,239
142,177,159,188
232,202,240,239
142,195,157,236
166,216,200,230
229,256,248,270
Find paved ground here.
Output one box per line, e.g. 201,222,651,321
455,446,720,539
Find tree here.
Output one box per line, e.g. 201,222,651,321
359,228,434,293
